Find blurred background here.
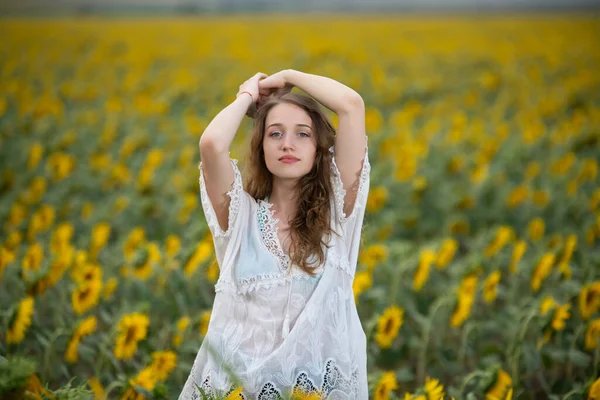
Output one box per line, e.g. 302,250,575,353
1,0,600,14
1,1,599,399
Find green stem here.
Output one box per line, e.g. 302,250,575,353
566,324,586,381
388,260,405,305
561,388,583,400
459,370,486,399
459,322,476,370
365,317,378,343
510,306,537,386
42,329,67,382
94,337,112,378
593,344,600,379
417,295,452,385
104,381,126,399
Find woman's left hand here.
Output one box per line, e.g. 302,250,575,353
258,70,294,97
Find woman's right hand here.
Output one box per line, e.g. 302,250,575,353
236,72,268,104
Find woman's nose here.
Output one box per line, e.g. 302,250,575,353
281,134,295,150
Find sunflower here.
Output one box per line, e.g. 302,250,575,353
7,296,35,344
589,376,600,400
358,244,389,271
413,249,436,291
375,305,404,348
366,186,388,213
353,271,373,301
507,184,529,208
64,337,80,364
435,238,458,269
90,222,111,257
531,253,555,292
483,271,501,303
0,246,16,279
65,316,97,363
509,240,527,274
177,316,190,332
184,241,212,277
71,279,102,315
121,367,156,400
226,386,246,400
374,372,398,400
165,234,181,257
123,227,146,262
21,242,43,279
46,244,74,287
527,218,545,241
450,274,478,328
103,277,118,299
87,377,105,399
28,142,43,170
24,374,54,398
580,282,600,320
485,369,512,400
424,376,445,400
551,304,571,331
585,319,600,350
484,226,514,257
50,222,74,253
73,263,103,284
111,195,129,214
540,297,557,316
199,311,211,336
130,242,161,280
587,378,600,400
559,234,577,264
149,351,177,381
114,313,150,360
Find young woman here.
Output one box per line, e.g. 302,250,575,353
179,70,370,399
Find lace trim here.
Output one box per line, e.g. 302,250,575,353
214,250,350,295
329,141,371,223
198,158,243,238
257,199,291,272
216,268,323,295
187,359,359,400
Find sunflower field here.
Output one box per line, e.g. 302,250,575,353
1,13,600,400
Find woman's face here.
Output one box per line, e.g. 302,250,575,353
263,102,317,181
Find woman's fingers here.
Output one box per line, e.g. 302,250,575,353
254,72,268,81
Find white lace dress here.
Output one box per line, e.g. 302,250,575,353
179,144,370,400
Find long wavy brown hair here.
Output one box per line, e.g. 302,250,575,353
244,92,337,276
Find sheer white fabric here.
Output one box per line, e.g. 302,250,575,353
180,141,370,400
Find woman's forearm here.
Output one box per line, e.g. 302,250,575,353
283,69,363,115
199,94,253,153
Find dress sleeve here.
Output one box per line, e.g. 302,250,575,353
329,138,371,276
198,158,249,277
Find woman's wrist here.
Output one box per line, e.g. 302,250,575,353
237,91,254,102
236,92,254,110
282,69,299,85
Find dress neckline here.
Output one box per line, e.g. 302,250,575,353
257,198,291,273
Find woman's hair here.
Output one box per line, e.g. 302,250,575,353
244,91,336,276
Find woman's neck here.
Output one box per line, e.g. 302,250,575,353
269,178,299,222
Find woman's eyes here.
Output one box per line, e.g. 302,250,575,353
269,131,310,138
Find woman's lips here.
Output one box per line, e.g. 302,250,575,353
279,157,299,163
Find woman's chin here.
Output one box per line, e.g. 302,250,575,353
269,167,310,181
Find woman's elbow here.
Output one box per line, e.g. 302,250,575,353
199,134,228,157
339,93,364,115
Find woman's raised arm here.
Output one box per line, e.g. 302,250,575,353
199,72,266,232
260,69,367,217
